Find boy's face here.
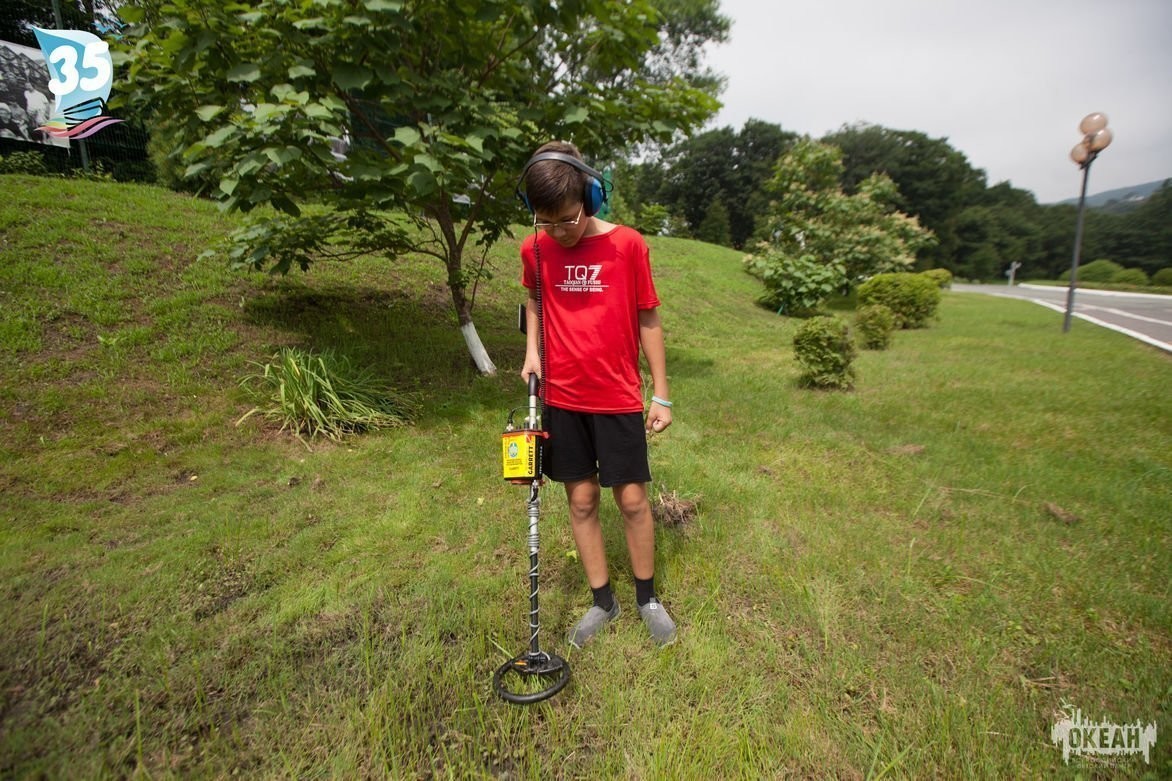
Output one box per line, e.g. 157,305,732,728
534,199,589,248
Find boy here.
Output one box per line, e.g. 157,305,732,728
518,141,676,647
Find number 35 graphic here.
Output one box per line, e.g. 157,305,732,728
46,40,112,97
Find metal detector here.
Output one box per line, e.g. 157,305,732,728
492,372,570,704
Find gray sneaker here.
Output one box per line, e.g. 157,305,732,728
566,600,621,648
639,598,677,646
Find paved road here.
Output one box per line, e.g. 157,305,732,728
952,283,1172,353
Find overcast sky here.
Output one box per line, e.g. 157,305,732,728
704,0,1172,204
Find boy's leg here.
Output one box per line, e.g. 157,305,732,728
565,477,620,648
613,482,677,646
566,477,607,586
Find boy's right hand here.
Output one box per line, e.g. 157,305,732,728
521,354,541,383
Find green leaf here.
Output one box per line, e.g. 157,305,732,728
407,170,436,196
227,63,262,83
288,62,316,79
415,154,441,173
392,126,421,146
364,0,404,11
195,105,224,122
333,63,373,91
220,176,240,196
204,125,237,148
564,106,588,124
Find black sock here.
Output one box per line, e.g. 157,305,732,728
634,576,656,607
591,581,614,612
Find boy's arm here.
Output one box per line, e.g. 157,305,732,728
639,307,672,433
521,291,541,381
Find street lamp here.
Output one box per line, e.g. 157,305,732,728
1063,112,1113,332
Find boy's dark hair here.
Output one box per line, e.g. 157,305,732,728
523,141,590,213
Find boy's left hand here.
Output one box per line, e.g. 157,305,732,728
646,402,672,434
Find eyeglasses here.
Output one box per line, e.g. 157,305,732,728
534,207,583,233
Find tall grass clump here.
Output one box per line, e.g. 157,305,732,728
239,347,417,440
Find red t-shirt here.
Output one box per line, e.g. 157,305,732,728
521,225,660,413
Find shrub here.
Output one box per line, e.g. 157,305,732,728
1110,268,1149,286
856,272,941,329
854,304,896,350
744,250,846,317
920,268,952,289
1152,268,1172,287
238,347,418,442
793,316,856,389
0,150,49,175
1059,259,1123,283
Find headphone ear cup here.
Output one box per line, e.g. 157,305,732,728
520,191,534,214
584,177,604,216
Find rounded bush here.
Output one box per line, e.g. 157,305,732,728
793,316,856,389
920,268,952,289
1060,259,1123,283
1110,268,1149,286
1152,268,1172,287
854,304,896,350
0,151,49,175
856,272,941,329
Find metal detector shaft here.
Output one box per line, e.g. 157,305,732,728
525,372,542,655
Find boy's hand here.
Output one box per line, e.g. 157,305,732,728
646,401,672,434
520,354,542,383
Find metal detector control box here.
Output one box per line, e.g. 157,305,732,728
502,428,543,483
501,373,546,484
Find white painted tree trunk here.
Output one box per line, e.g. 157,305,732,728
461,320,497,375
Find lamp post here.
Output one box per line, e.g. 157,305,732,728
1063,113,1113,333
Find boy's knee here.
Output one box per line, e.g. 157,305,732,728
613,485,650,521
567,481,601,522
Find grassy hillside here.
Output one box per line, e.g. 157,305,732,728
1,175,1169,779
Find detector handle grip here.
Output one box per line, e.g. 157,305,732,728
527,372,540,399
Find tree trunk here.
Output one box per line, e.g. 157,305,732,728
439,216,497,375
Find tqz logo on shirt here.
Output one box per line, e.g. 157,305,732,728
556,264,608,294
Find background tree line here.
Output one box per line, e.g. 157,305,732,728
615,120,1171,283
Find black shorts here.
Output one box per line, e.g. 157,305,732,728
542,406,651,487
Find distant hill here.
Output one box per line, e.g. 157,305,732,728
1053,178,1169,212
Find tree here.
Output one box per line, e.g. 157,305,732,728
116,0,726,374
656,119,796,247
821,123,986,266
695,199,731,246
745,140,934,313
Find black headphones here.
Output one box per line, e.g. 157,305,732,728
515,152,609,217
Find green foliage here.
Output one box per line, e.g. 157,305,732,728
854,304,896,350
857,272,941,329
1059,259,1123,283
695,199,732,246
656,119,797,247
1152,267,1172,286
744,249,845,317
635,203,672,236
792,315,856,389
1110,267,1149,286
116,0,726,372
750,139,936,285
920,268,952,288
0,151,49,176
239,348,417,442
822,122,989,266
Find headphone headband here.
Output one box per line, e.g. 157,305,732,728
515,151,610,216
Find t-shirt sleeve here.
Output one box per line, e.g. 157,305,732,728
633,233,660,310
520,234,536,290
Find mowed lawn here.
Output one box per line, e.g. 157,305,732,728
1,176,1168,779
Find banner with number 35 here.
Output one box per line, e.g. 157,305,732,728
32,27,122,139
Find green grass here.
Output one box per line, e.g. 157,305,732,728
1,175,1169,779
